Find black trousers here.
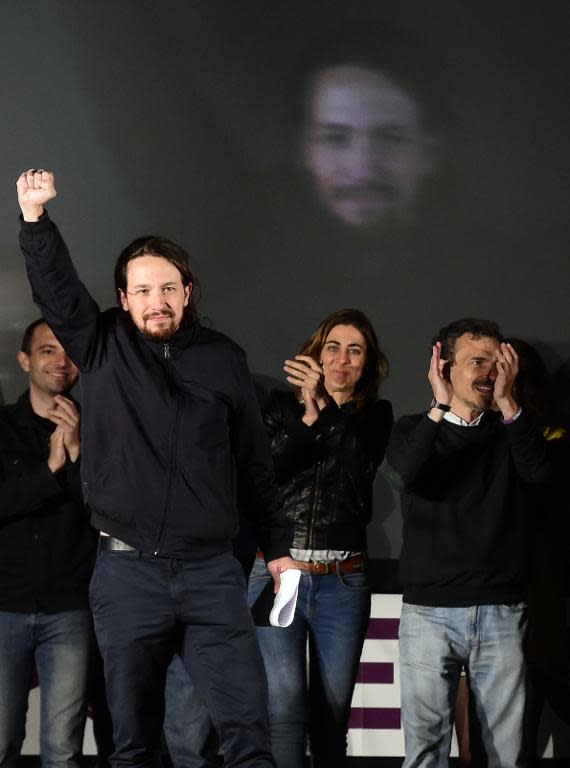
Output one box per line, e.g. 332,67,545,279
90,549,274,768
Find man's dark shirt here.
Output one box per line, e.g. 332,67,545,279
386,409,549,606
0,391,97,612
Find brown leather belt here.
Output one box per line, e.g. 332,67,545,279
256,551,365,575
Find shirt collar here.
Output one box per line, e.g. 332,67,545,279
444,410,484,427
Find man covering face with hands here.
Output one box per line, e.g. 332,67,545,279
385,317,549,768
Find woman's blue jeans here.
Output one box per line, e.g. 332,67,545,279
247,558,370,768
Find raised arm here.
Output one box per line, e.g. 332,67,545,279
385,344,451,491
17,170,103,370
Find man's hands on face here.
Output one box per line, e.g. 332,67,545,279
267,555,298,593
47,396,80,473
493,342,519,420
16,169,57,222
427,342,453,421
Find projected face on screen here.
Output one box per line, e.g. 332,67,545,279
301,65,436,233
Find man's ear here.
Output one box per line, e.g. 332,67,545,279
119,289,129,312
442,360,451,381
184,283,192,307
17,351,30,373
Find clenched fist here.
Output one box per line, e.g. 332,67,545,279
16,169,57,221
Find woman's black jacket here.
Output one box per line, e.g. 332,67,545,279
263,389,393,552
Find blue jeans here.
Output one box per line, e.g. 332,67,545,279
247,558,370,768
90,549,274,768
163,653,221,768
0,609,92,768
398,602,528,768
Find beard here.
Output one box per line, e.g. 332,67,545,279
465,378,495,412
139,310,178,341
141,324,177,341
464,397,487,413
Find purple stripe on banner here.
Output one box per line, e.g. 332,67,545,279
349,707,401,730
366,618,400,640
357,662,394,684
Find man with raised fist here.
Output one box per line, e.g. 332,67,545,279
17,169,294,768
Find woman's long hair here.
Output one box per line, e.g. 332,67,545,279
298,308,388,408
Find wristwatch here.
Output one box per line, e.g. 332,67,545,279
430,398,451,412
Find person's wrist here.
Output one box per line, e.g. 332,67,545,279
496,396,518,421
427,407,446,423
20,204,44,222
430,398,451,412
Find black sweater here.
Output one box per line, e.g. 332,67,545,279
386,409,549,606
19,215,290,562
0,393,97,611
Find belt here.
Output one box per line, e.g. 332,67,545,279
99,535,136,552
256,551,365,575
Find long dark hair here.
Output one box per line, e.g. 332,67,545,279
114,235,200,322
298,308,388,408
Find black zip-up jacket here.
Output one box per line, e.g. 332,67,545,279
0,392,97,611
263,389,393,551
19,215,290,562
385,409,549,606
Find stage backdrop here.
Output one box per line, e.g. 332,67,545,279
1,0,569,759
2,0,569,558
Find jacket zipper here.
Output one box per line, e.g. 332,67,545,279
152,343,176,554
308,461,322,548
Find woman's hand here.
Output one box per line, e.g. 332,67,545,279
283,355,325,426
267,555,298,593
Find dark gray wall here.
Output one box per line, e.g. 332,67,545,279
2,0,569,556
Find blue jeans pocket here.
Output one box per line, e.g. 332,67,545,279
338,570,369,591
401,603,436,615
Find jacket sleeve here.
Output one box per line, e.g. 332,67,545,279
229,356,292,563
19,214,104,371
384,413,442,492
504,409,550,484
356,399,394,480
0,455,82,523
262,390,331,481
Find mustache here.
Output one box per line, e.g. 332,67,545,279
473,378,494,388
334,183,396,201
143,310,175,321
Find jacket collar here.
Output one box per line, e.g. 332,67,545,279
120,313,201,351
